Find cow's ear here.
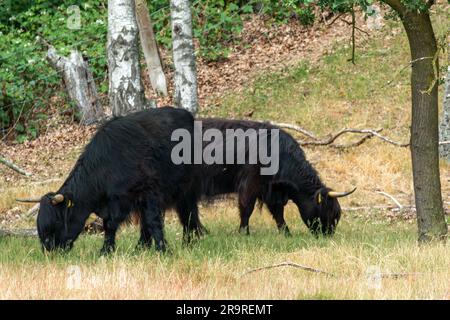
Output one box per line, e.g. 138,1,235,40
314,188,326,205
317,193,323,204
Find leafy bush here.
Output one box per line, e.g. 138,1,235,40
0,0,107,142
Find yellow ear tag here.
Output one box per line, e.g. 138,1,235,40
67,200,74,208
317,194,322,204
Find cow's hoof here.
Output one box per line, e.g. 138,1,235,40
155,240,168,253
100,245,115,256
135,241,152,251
284,230,293,237
239,226,250,235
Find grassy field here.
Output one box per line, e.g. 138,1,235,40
1,11,449,299
0,204,449,299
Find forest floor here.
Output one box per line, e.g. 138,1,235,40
0,7,449,299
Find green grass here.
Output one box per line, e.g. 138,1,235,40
0,208,416,267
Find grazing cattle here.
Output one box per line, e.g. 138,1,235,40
36,107,203,254
186,119,355,236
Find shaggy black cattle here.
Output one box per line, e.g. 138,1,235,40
187,119,355,236
36,107,202,254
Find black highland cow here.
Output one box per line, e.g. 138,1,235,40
36,107,203,254
188,119,355,236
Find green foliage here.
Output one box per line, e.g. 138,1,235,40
0,0,107,142
148,0,318,61
252,0,316,25
1,0,320,141
316,0,431,14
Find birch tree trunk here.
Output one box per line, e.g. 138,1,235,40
439,66,450,160
47,47,103,124
170,0,198,114
107,0,146,116
135,0,168,96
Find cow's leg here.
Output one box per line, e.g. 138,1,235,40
238,194,257,235
100,201,128,255
137,218,153,249
141,197,166,252
101,218,120,255
176,196,206,245
267,203,291,236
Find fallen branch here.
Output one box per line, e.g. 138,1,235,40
375,191,404,209
332,133,374,149
0,156,32,176
342,205,403,211
379,272,424,279
0,228,37,237
262,120,318,140
16,197,41,203
300,128,410,148
242,261,424,280
263,121,411,148
26,203,40,217
242,261,335,277
342,205,416,213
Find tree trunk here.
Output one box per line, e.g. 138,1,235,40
170,0,198,114
384,0,447,242
135,0,168,96
439,66,450,159
47,47,103,124
107,0,146,116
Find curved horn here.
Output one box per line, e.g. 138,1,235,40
16,197,41,203
328,187,357,198
51,194,65,205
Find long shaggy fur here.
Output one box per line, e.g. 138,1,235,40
187,118,343,235
37,107,197,253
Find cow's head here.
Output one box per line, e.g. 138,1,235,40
293,187,356,236
37,192,87,252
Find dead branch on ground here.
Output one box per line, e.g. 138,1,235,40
242,261,424,280
300,128,410,147
262,121,318,140
26,203,40,217
0,228,37,237
242,261,335,277
263,121,411,148
0,156,32,176
15,197,41,203
375,191,404,209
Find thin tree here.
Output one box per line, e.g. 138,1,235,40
107,0,146,116
135,0,168,96
170,0,198,114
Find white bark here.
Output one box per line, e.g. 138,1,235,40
107,0,146,116
170,0,198,114
47,47,103,124
439,66,450,160
135,0,168,96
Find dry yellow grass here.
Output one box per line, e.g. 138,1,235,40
1,205,449,300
